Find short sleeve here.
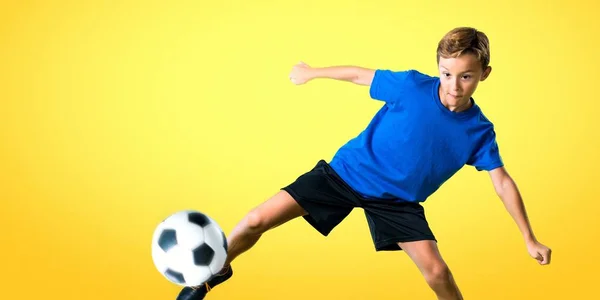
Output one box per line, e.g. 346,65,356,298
467,129,504,171
369,69,414,103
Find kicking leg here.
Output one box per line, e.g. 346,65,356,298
398,240,463,300
177,160,350,299
176,190,306,300
224,190,307,266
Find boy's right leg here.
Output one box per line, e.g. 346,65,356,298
224,189,308,266
225,159,361,267
177,159,358,299
176,190,307,300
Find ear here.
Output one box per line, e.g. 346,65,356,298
480,66,492,81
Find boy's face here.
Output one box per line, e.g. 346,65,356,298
438,53,491,112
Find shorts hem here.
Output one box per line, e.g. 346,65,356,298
374,235,437,251
280,187,333,237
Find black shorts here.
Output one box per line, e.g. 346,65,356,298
281,160,436,251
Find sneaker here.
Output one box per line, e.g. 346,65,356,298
176,266,233,300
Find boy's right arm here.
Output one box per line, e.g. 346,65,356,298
289,62,375,86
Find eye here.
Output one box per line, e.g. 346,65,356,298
462,75,472,80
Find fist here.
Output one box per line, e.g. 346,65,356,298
289,61,312,85
527,240,552,265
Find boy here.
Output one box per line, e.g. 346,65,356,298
177,27,552,300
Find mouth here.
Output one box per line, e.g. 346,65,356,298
448,94,462,98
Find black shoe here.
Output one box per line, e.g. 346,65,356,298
176,266,233,300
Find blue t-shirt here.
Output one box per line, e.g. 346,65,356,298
328,69,504,203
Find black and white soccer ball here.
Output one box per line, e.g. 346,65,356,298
151,210,228,287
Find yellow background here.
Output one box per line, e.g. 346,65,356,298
2,0,598,299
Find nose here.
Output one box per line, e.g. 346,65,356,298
450,78,461,92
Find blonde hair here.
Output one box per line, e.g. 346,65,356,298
436,27,491,71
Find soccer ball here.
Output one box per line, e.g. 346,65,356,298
151,210,228,287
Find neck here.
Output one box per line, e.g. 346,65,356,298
450,98,472,112
438,86,472,112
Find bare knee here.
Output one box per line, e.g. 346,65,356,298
244,209,267,234
240,190,306,235
423,262,452,287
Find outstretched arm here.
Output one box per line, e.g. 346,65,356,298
488,166,552,265
289,62,375,86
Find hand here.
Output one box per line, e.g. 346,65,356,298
289,61,313,85
526,240,552,265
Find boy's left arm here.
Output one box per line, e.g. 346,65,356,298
489,166,552,265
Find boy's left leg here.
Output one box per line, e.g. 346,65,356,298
398,240,463,300
361,200,462,300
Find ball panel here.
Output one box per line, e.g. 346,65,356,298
164,269,185,285
192,243,215,266
188,212,210,228
157,229,177,252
